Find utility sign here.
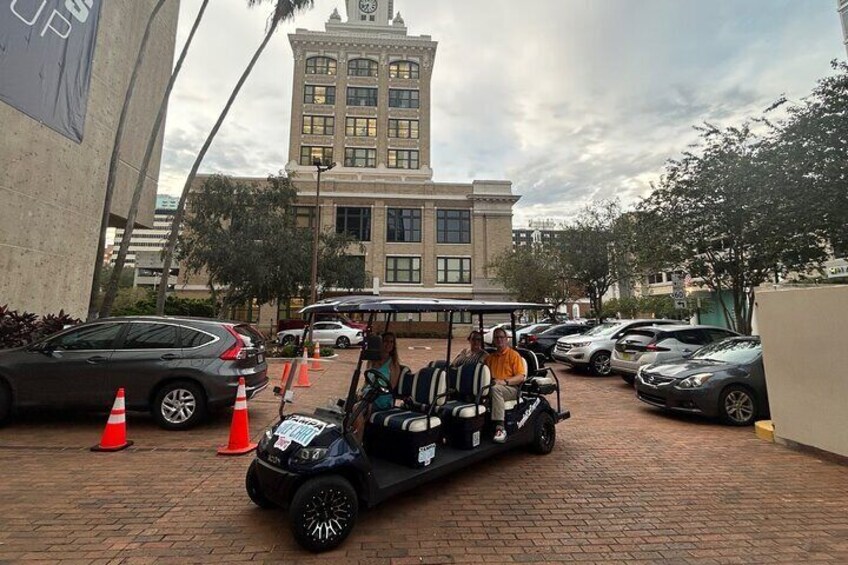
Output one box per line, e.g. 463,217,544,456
674,299,687,310
670,272,686,301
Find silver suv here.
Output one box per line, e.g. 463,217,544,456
551,319,679,375
611,325,739,384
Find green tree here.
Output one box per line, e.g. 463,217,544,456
156,0,316,314
490,245,579,316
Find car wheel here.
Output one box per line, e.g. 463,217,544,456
290,475,358,553
589,351,612,376
719,385,758,426
546,346,556,360
152,380,207,430
621,374,635,386
282,335,295,346
530,412,556,455
245,460,276,509
335,336,351,349
0,379,12,426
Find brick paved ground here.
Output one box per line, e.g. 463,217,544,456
0,339,846,564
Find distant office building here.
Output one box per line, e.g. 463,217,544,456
112,195,179,269
0,2,179,317
513,219,564,249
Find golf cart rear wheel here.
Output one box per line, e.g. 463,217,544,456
531,412,556,454
290,475,358,553
245,460,276,509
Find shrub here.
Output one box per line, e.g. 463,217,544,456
0,305,81,349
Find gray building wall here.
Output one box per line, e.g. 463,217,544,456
0,0,180,317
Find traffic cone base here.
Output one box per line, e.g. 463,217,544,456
92,388,132,452
217,377,256,456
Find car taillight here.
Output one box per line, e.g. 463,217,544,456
220,326,247,360
645,342,669,352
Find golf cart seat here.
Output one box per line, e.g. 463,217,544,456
436,363,491,449
366,367,447,468
503,348,550,411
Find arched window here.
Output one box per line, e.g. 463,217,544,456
348,58,378,77
305,56,337,75
389,60,420,79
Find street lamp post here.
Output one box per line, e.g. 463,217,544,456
308,159,335,343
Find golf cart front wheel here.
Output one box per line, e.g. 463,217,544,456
290,475,358,553
245,460,276,509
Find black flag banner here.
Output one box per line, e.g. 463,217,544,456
0,0,103,143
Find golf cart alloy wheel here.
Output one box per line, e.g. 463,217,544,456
723,389,755,425
304,488,352,540
291,476,358,552
161,388,197,424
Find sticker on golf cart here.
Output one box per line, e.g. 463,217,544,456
418,443,437,466
275,416,329,447
472,431,480,447
274,436,293,451
516,398,541,430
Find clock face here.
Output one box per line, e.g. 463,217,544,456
359,0,378,14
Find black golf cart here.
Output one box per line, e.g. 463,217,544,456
245,297,570,552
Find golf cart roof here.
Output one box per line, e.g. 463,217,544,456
301,296,547,314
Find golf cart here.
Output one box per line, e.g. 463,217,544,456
245,296,571,552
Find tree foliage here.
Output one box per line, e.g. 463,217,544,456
490,245,579,312
178,174,366,314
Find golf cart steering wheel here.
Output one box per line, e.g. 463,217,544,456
364,369,391,396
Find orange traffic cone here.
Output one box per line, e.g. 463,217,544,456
280,360,292,387
91,388,133,452
217,377,257,456
311,342,322,370
294,350,312,388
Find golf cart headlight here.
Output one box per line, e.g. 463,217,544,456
258,428,274,450
676,373,714,389
292,447,328,464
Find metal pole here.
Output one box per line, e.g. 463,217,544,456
308,160,335,343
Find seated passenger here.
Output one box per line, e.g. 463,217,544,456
352,332,403,441
450,330,488,367
484,327,526,443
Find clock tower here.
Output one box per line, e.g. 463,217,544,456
346,0,393,26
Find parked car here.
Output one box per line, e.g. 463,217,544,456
635,336,768,426
520,323,591,360
515,323,554,343
0,316,269,429
551,319,679,375
278,314,367,333
277,321,364,349
612,325,740,384
482,322,529,345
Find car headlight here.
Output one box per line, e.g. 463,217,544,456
570,341,591,348
291,447,328,464
676,373,714,389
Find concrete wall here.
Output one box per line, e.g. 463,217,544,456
756,285,848,458
0,0,179,318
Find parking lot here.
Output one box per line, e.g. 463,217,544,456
0,339,846,564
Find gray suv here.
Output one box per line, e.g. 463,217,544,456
551,319,679,375
0,316,269,429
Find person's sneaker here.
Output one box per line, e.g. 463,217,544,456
493,427,507,443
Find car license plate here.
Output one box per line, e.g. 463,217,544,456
620,352,633,361
257,354,265,364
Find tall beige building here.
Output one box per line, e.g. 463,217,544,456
285,1,518,305
0,1,179,318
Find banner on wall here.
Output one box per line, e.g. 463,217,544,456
0,0,103,143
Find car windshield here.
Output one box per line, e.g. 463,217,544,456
582,322,620,337
692,339,761,364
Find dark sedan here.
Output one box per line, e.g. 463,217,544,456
0,316,268,429
635,337,768,426
520,322,591,360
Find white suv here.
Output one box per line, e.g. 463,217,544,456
551,319,679,375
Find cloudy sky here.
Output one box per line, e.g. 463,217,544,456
159,0,846,227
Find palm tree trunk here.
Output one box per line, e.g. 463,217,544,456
155,17,282,315
86,0,170,321
99,0,211,318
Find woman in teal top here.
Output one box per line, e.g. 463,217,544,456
352,332,403,441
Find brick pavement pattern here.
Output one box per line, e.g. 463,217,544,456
0,339,846,564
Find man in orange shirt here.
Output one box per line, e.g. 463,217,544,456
484,327,526,443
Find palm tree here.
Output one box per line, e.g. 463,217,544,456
87,0,170,320
155,0,316,314
99,0,211,318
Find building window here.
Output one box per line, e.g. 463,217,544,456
388,119,419,139
437,257,471,284
646,273,664,285
386,208,422,242
305,56,337,75
304,85,336,105
300,146,333,166
386,256,421,284
292,206,315,229
347,87,378,107
388,149,419,169
437,209,471,244
345,117,377,137
388,89,419,108
302,115,335,135
348,58,378,77
336,207,371,241
389,61,420,79
437,311,473,324
344,148,376,168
